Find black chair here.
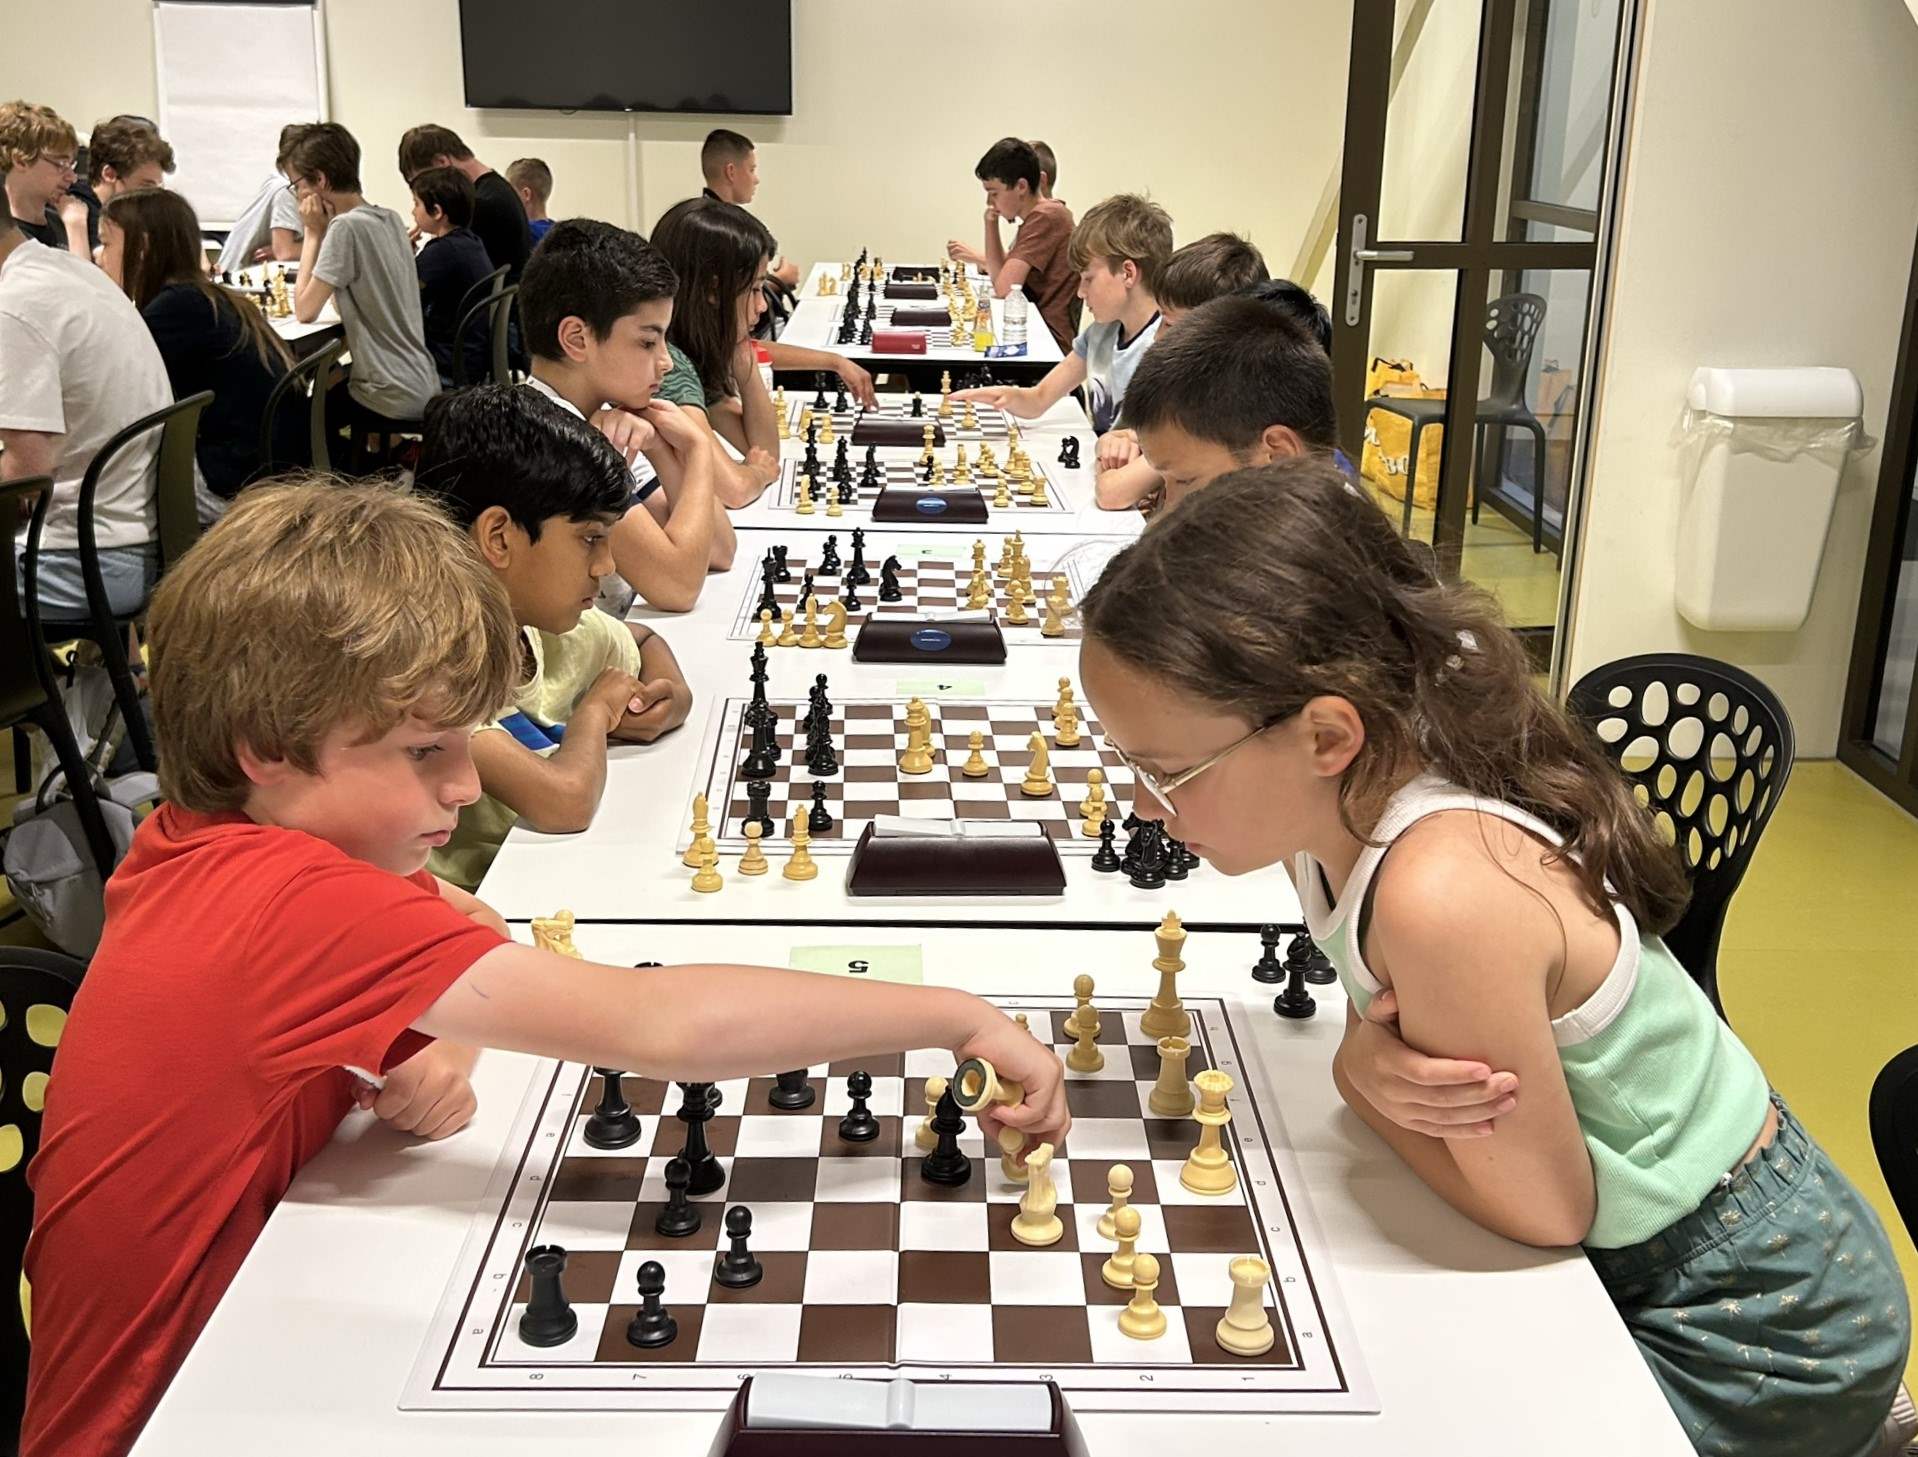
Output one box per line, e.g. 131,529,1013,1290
0,946,86,1450
1366,292,1550,551
1566,654,1796,1019
1870,1044,1918,1247
1,482,117,879
257,337,345,475
35,392,212,778
453,283,520,388
454,262,509,333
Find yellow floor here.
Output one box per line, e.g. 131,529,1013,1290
1365,478,1565,628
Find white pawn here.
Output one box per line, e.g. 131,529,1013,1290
1102,1204,1141,1290
1098,1164,1134,1242
1118,1253,1166,1340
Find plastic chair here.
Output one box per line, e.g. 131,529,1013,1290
35,392,212,778
257,337,345,475
454,262,509,332
1566,654,1796,1019
1,482,117,879
453,284,519,388
1870,1044,1918,1247
0,946,85,1450
1366,293,1549,550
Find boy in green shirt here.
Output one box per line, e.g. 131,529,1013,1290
415,383,693,888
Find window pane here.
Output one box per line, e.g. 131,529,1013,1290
1521,0,1621,212
1376,0,1481,241
1871,458,1918,758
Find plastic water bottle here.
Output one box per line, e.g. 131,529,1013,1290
1003,286,1029,347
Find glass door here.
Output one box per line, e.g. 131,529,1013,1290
1331,0,1632,670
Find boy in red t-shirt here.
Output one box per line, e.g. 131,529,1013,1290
21,479,1070,1457
947,137,1079,349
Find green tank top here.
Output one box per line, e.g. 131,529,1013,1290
1293,775,1770,1249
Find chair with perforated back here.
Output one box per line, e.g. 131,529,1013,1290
0,946,85,1448
257,337,345,476
1870,1044,1918,1247
35,392,213,776
1566,654,1796,1020
1,482,116,880
1366,293,1550,551
453,283,520,388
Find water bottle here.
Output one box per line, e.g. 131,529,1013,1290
1003,286,1029,347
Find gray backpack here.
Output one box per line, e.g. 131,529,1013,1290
4,770,151,958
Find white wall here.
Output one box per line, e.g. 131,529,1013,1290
1566,0,1918,756
0,0,1351,284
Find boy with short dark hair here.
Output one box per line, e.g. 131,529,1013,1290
1156,231,1269,326
1119,292,1340,514
77,116,175,254
416,384,693,887
516,217,734,610
947,138,1078,349
506,156,554,242
21,477,1069,1457
398,123,530,282
287,122,439,438
410,165,496,385
956,193,1172,508
1027,138,1058,202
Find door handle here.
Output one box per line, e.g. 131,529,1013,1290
1344,215,1413,325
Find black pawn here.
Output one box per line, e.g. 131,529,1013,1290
812,375,829,409
1251,925,1285,984
809,780,835,834
919,1085,972,1186
714,1205,763,1289
583,1068,642,1149
517,1245,578,1347
1164,837,1191,881
769,1069,816,1110
675,1082,725,1196
834,384,851,413
910,394,924,417
1274,953,1317,1020
1299,931,1337,985
626,1260,678,1349
843,577,863,614
921,455,937,483
799,570,817,607
838,1070,880,1142
1090,816,1121,872
879,556,903,602
1177,840,1202,872
654,1156,704,1238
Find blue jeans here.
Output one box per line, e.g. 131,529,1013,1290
15,542,159,622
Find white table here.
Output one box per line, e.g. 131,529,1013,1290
781,295,1064,372
132,922,1691,1455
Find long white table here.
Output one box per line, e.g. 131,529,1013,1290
131,922,1691,1455
782,259,1064,372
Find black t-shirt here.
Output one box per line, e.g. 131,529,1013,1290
13,207,66,249
415,227,496,383
140,282,296,500
470,170,530,283
66,179,102,254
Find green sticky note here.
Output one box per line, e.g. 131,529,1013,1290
892,543,949,559
789,945,924,985
894,677,987,698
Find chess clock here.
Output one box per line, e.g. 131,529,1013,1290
705,1375,1089,1456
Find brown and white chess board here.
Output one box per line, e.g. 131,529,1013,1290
728,547,1080,643
773,459,1066,513
691,697,1124,856
783,392,1018,443
402,990,1370,1414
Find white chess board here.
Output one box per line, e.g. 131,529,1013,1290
774,459,1066,514
783,393,1017,443
402,987,1373,1415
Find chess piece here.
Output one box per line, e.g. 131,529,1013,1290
1052,678,1076,729
1079,768,1107,821
1274,943,1318,1020
825,490,843,518
738,821,769,876
962,399,979,430
962,730,989,778
1140,912,1193,1039
879,556,904,603
1066,999,1104,1073
742,779,776,838
1020,731,1053,797
691,844,723,894
1298,931,1338,985
838,1070,880,1142
584,1068,642,1149
681,794,714,870
518,1245,578,1346
1090,816,1122,872
808,780,834,834
950,1056,1030,1182
920,423,937,464
713,1206,763,1289
756,609,775,647
823,599,850,650
1054,702,1082,748
1064,971,1095,1039
993,477,1012,509
530,909,581,957
1119,1253,1167,1340
1098,1164,1134,1242
954,443,971,483
919,1082,972,1186
1251,925,1285,983
1101,1205,1141,1290
783,808,818,880
676,1082,725,1195
653,1156,703,1238
776,606,798,647
899,699,935,775
1058,436,1081,469
1003,586,1028,626
798,596,823,649
626,1261,678,1349
769,1069,816,1110
1180,1069,1238,1195
1216,1256,1277,1357
1010,1142,1064,1246
1041,585,1065,637
795,472,814,514
966,568,991,609
1149,1036,1195,1118
1082,795,1108,841
916,1075,946,1152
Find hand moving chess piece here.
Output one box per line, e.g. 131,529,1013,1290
1216,1255,1277,1356
1098,1164,1134,1241
1020,731,1053,797
1180,1069,1238,1195
1118,1253,1167,1340
1010,1141,1064,1246
738,821,769,876
950,1055,1031,1183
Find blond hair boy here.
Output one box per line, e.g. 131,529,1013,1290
1,100,86,255
21,480,1068,1457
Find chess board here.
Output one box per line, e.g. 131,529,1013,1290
402,992,1371,1414
692,696,1128,855
783,394,1017,443
774,459,1066,513
834,299,970,349
727,548,1080,643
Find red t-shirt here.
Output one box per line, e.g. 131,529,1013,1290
21,806,505,1457
1007,198,1080,350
